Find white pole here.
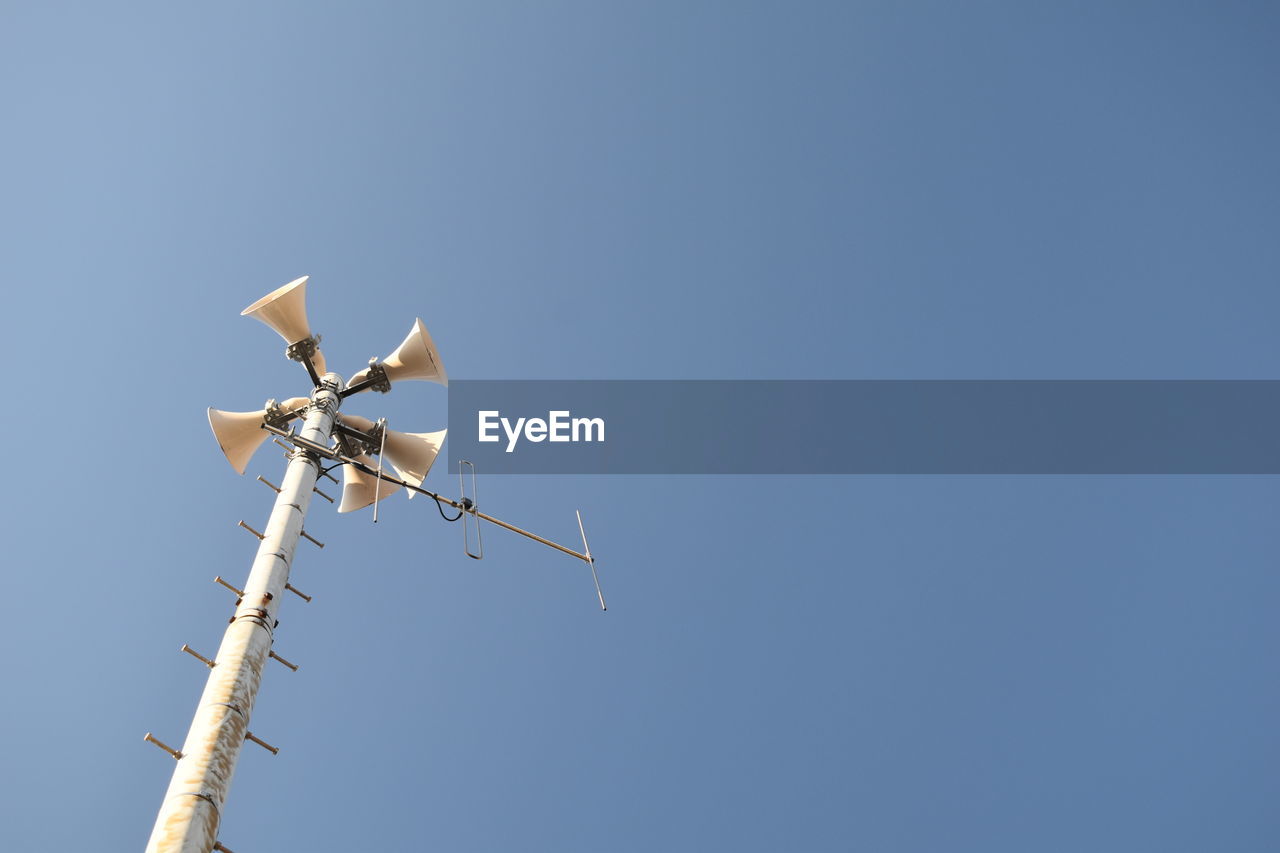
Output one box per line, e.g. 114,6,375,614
146,376,343,853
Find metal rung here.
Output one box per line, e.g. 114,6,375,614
213,842,236,853
285,582,312,602
245,731,279,755
181,644,216,668
214,576,245,597
313,486,335,503
300,529,324,549
144,732,183,760
238,520,265,541
257,475,282,493
270,650,299,671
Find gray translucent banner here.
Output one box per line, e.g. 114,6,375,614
446,380,1280,474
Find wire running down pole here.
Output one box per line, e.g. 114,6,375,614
145,375,343,853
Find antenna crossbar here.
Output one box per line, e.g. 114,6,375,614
262,423,594,565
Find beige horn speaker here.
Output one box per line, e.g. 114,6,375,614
241,276,327,374
340,415,446,497
382,428,447,497
348,318,446,392
338,453,403,513
207,397,308,475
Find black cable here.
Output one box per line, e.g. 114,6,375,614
435,491,465,517
315,452,461,521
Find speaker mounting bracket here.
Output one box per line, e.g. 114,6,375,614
284,334,322,365
285,335,324,386
262,399,300,431
333,418,384,456
362,360,392,394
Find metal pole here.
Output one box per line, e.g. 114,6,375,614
146,376,343,853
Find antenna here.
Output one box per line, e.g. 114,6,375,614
372,418,388,523
144,276,607,853
459,460,482,559
578,510,607,611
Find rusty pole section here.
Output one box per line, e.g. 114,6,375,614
146,376,343,853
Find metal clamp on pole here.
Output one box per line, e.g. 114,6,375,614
144,732,183,760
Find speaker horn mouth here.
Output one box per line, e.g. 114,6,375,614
241,276,308,323
241,275,316,348
345,318,447,393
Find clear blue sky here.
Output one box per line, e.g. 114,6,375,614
2,2,1278,850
